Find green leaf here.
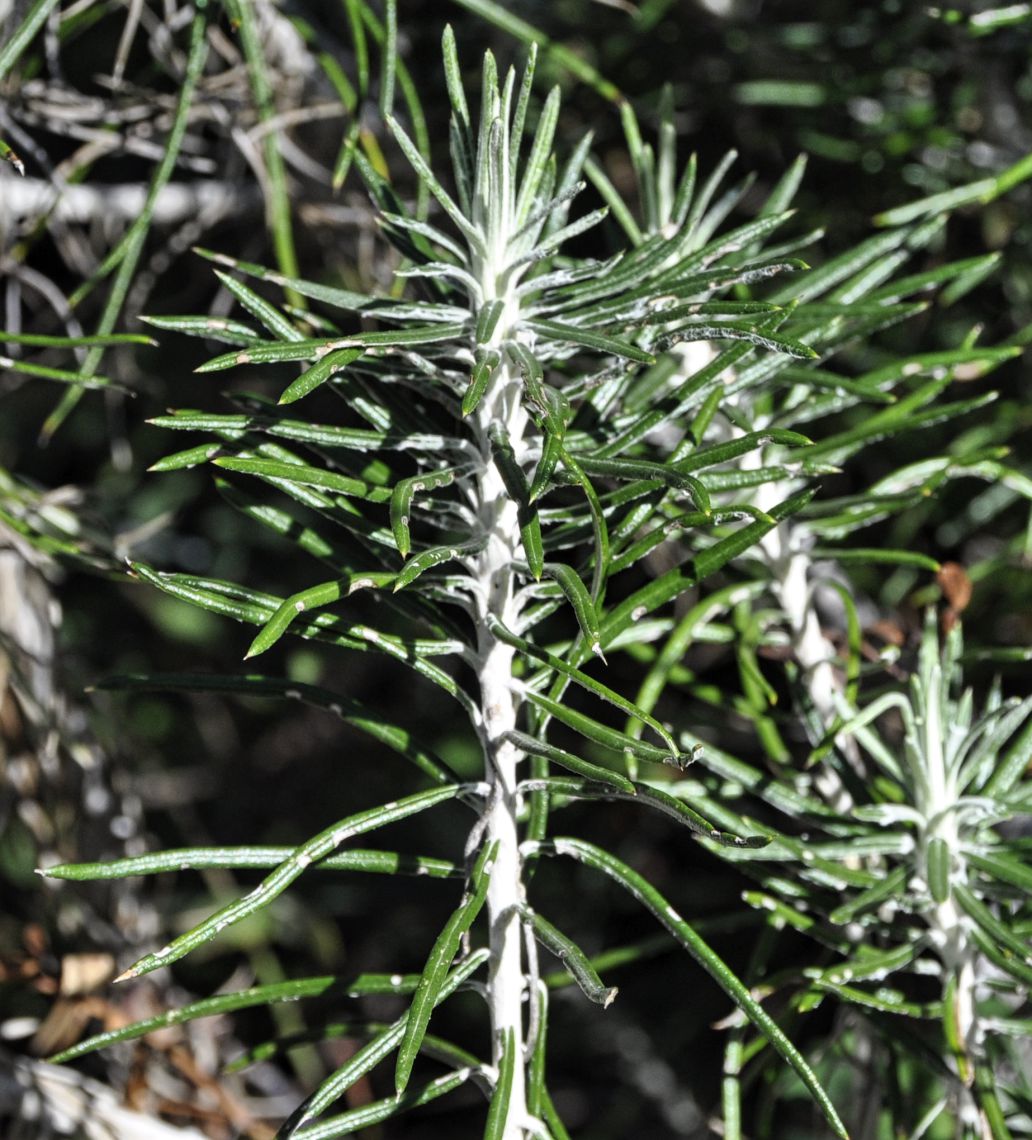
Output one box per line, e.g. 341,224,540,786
874,178,999,227
0,355,128,392
652,321,819,361
463,348,501,416
279,348,364,404
968,925,1032,987
46,973,382,1064
524,317,654,363
197,324,466,371
116,786,463,981
536,838,849,1140
475,299,506,345
964,848,1032,895
953,882,1032,968
691,487,815,581
386,113,485,252
925,834,948,902
215,270,304,342
982,715,1032,799
213,456,392,501
142,314,260,346
281,951,488,1133
505,730,636,794
521,776,767,849
542,563,603,659
573,454,712,515
390,466,463,558
490,617,680,758
126,564,475,714
829,867,909,926
41,846,459,881
0,0,60,81
811,547,941,571
291,1070,473,1140
395,840,497,1095
0,331,155,349
245,574,395,659
484,1027,517,1140
526,911,617,1007
393,536,488,591
515,85,561,226
524,689,688,769
194,247,448,317
674,430,812,472
488,424,544,577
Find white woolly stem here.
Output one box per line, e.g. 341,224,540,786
469,296,531,1133
751,461,857,811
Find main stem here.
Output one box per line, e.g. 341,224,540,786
473,348,530,1135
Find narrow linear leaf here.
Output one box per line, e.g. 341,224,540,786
953,882,1032,967
542,563,604,659
394,535,488,591
0,356,128,392
395,841,497,1095
245,575,394,659
518,776,766,849
524,317,654,363
213,456,392,501
281,951,488,1134
386,113,485,252
964,848,1032,894
491,617,678,757
47,974,369,1064
390,466,462,558
574,454,712,515
280,348,364,405
539,838,849,1140
463,348,501,417
293,1070,473,1140
524,688,688,769
40,846,459,881
116,786,463,980
215,270,303,342
484,1027,517,1140
142,314,260,346
0,331,155,348
505,729,635,794
811,547,940,571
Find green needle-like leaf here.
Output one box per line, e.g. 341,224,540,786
245,574,396,659
526,910,618,1007
115,786,463,981
537,838,849,1140
47,974,397,1064
280,951,488,1135
505,730,635,794
541,563,604,658
395,841,497,1095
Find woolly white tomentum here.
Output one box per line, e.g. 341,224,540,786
469,325,534,1134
